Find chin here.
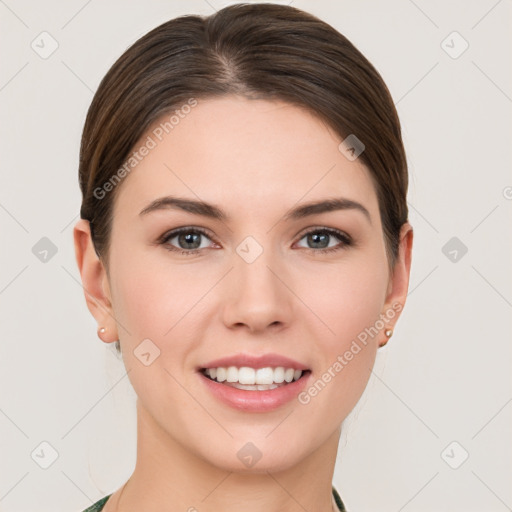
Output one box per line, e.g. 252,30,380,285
200,434,312,474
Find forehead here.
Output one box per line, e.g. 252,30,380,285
113,95,379,223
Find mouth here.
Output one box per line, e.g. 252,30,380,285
196,353,312,411
199,366,312,391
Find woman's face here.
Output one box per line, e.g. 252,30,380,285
81,95,411,472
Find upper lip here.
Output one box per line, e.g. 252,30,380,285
199,353,309,371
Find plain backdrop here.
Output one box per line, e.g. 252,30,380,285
0,1,511,511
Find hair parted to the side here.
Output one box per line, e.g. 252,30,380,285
78,3,409,354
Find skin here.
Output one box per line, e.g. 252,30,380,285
74,95,413,512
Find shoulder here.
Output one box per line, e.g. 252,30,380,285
332,485,347,511
80,494,112,512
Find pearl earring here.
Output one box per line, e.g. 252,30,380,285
379,328,393,347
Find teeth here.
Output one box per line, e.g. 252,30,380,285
203,366,304,385
273,367,285,383
216,367,226,382
226,366,238,383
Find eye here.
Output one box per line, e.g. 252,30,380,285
295,227,352,254
158,227,216,256
158,226,352,256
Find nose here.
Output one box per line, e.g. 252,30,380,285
221,246,294,334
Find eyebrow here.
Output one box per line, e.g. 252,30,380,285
139,195,371,224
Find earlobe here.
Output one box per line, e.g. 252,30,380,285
73,219,119,343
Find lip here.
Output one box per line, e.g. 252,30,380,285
199,352,309,371
198,369,312,412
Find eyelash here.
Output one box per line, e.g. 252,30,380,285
158,226,352,257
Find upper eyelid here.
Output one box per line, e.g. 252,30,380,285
159,226,215,245
296,225,350,238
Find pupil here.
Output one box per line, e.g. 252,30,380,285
309,232,328,249
180,232,200,249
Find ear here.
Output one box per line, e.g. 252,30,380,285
381,222,414,336
73,219,119,344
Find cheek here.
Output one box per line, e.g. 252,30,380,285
109,253,204,343
297,255,389,345
295,256,388,411
109,256,200,405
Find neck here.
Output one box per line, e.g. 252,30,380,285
114,399,341,512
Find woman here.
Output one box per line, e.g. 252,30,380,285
74,3,413,511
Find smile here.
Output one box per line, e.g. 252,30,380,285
198,366,312,412
201,366,307,390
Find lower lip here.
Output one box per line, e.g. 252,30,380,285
198,371,312,412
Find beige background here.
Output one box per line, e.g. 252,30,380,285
0,1,511,511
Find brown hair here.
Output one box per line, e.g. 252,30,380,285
79,2,408,276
